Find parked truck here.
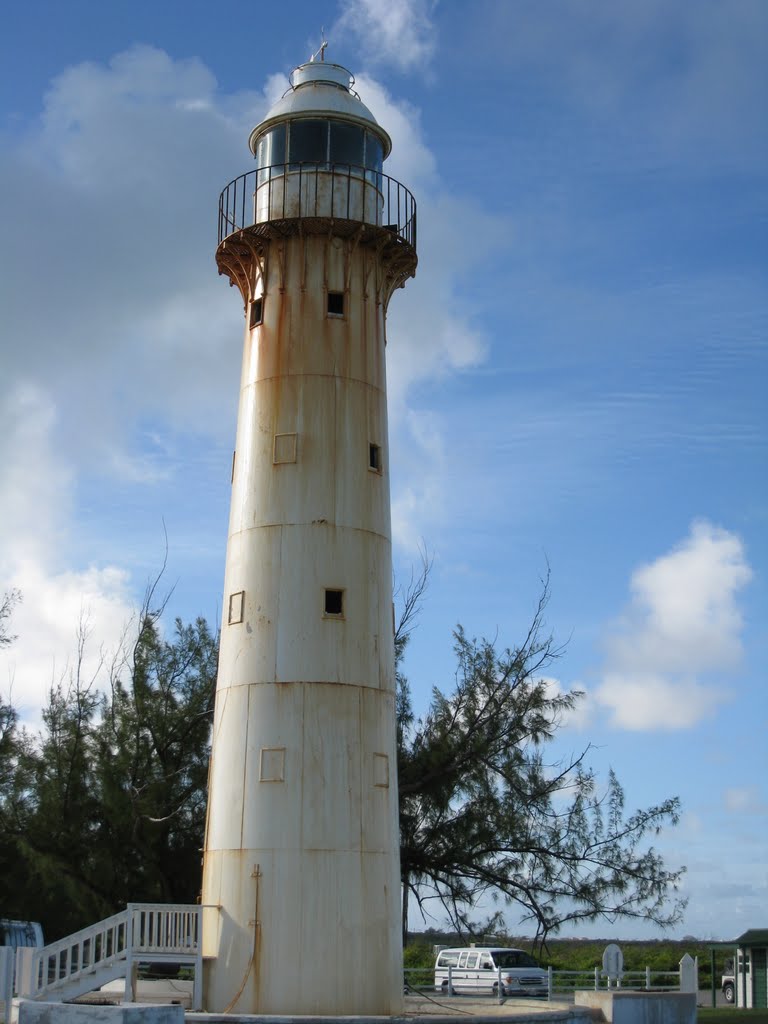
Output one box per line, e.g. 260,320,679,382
722,957,735,1003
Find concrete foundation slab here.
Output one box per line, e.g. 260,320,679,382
574,991,696,1024
17,1001,184,1024
185,1000,603,1024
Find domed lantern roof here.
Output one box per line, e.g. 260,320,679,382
248,58,391,174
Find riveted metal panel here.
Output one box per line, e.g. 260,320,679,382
204,686,249,850
230,376,391,538
251,238,387,392
273,528,393,688
215,528,281,687
240,685,304,851
300,684,362,850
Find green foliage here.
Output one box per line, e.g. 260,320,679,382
0,598,217,939
407,932,727,988
2,567,685,953
403,942,435,970
0,589,21,649
397,572,686,947
403,942,435,989
700,1013,768,1024
534,937,717,978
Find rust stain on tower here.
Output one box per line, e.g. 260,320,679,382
201,54,416,1014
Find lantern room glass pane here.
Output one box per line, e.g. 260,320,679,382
289,120,328,165
256,125,286,169
330,121,364,168
365,132,383,173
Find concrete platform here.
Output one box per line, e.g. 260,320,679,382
17,1002,184,1024
574,992,695,1024
185,995,601,1024
11,991,601,1024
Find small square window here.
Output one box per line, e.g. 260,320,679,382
327,291,345,317
228,590,245,625
373,752,390,788
259,747,286,783
273,433,297,464
369,443,382,472
324,588,344,617
249,297,263,329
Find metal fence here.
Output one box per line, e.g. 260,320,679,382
404,961,696,1004
217,163,417,251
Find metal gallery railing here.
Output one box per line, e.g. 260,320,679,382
217,162,417,251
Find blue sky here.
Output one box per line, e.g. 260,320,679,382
0,0,765,942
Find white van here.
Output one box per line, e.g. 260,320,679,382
0,919,44,950
434,947,548,997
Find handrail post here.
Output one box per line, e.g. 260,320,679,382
125,903,136,1003
15,948,36,998
193,905,203,1011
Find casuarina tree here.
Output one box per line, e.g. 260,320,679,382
396,567,685,947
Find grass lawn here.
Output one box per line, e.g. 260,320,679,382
699,1011,768,1024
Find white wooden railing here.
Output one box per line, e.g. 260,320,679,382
15,903,202,1009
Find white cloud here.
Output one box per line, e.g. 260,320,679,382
481,0,768,173
0,44,501,719
0,385,134,725
334,0,438,73
723,787,767,814
327,72,500,557
541,676,593,732
595,521,753,729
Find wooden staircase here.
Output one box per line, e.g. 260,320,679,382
15,904,202,1009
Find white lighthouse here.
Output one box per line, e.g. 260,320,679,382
200,54,417,1015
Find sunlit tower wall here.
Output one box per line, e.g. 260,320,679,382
201,57,417,1015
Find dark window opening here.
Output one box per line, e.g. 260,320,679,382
330,122,364,167
327,291,345,316
369,443,381,472
324,589,344,616
249,297,263,328
255,121,383,176
289,119,328,166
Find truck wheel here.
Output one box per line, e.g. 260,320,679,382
723,983,735,1004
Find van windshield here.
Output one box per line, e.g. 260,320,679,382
493,951,539,969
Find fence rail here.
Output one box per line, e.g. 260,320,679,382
403,959,697,1004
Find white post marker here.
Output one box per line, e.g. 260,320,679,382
602,943,624,989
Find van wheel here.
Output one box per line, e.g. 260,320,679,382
492,983,507,997
723,983,735,1004
441,981,455,996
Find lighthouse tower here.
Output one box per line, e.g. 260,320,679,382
201,54,417,1015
